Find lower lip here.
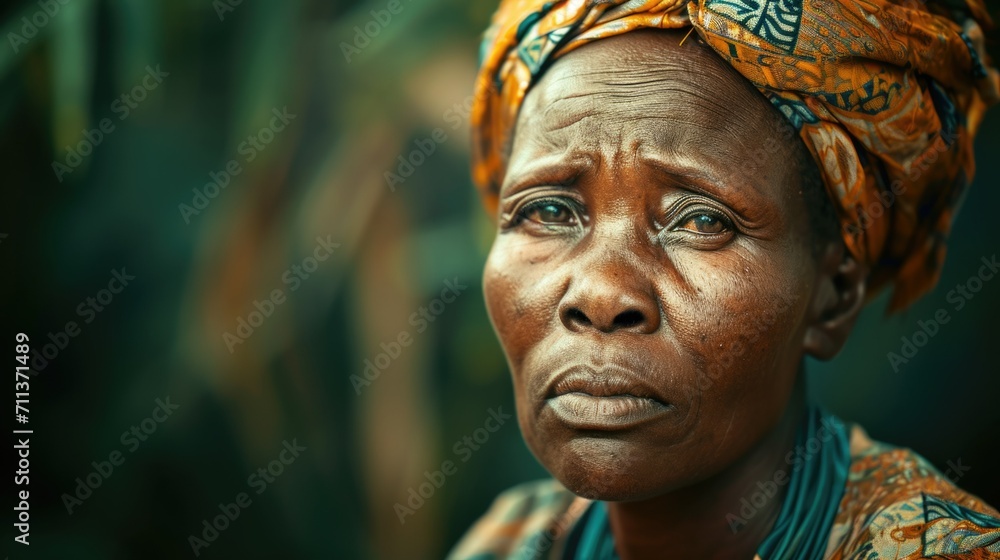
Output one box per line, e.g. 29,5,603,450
546,393,671,430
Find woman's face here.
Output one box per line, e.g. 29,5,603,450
482,31,831,501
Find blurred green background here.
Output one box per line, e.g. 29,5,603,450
1,1,998,558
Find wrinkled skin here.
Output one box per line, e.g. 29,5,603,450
481,30,865,559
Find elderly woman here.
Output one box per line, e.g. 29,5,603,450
449,0,1000,559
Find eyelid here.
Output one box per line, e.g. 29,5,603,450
500,188,585,229
675,209,732,231
519,196,582,213
664,197,736,232
516,197,583,226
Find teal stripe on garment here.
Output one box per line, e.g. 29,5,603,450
755,405,851,559
572,498,617,559
566,402,851,560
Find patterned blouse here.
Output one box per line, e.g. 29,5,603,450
449,423,1000,559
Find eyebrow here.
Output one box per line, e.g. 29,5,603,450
499,152,590,198
500,146,768,218
639,153,765,214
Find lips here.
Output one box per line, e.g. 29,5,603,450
544,365,673,430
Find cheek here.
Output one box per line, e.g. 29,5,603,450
698,289,802,386
484,242,545,456
672,252,810,432
483,243,528,364
483,238,561,368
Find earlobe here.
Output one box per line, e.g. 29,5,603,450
803,243,867,361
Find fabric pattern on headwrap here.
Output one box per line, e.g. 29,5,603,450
471,0,999,311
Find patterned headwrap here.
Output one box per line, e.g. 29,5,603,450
471,0,999,311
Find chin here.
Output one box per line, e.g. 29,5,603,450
529,430,686,502
552,460,667,502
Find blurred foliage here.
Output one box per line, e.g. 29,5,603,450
1,1,998,559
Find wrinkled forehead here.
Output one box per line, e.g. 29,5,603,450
507,31,799,189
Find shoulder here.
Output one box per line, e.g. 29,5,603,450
448,479,591,560
826,424,1000,559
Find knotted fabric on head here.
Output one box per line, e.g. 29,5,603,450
471,0,999,312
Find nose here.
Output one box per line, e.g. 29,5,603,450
558,263,661,335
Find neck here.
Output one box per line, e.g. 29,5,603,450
606,377,807,560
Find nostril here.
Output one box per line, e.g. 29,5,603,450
614,310,644,329
565,308,591,326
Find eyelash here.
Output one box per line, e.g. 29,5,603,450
511,197,581,228
672,207,734,233
507,196,737,240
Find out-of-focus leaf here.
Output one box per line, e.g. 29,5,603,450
51,0,96,156
108,0,161,95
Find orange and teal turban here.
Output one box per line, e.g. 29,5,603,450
470,0,999,311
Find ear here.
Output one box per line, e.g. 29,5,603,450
803,242,867,360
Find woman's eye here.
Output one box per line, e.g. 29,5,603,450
676,212,729,235
517,200,576,226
